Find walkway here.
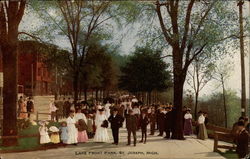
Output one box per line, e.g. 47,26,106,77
1,128,224,159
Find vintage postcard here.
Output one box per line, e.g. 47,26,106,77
0,0,249,159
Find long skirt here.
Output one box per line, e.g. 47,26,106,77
184,119,193,135
197,123,208,140
78,130,88,143
94,126,109,142
51,133,60,144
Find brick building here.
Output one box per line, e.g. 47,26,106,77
0,40,54,97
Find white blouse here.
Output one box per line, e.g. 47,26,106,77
198,115,205,124
184,113,192,119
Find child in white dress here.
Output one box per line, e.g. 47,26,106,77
39,121,51,144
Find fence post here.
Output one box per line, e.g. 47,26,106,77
36,111,39,121
213,132,218,152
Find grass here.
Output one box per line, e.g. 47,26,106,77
0,121,61,151
218,150,238,159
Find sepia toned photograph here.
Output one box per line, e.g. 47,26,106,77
0,0,249,159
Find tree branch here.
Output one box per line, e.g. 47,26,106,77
180,0,195,53
155,0,173,45
18,32,43,41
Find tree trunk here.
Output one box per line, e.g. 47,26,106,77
238,0,246,117
221,78,227,128
194,92,199,120
2,45,18,146
171,45,185,140
73,72,79,104
84,87,87,101
148,91,152,105
171,74,185,140
95,89,98,101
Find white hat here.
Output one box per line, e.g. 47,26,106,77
38,120,46,126
49,126,59,132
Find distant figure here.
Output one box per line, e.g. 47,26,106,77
49,100,58,122
149,108,156,135
86,113,94,138
197,111,208,140
158,108,165,136
18,96,23,117
183,108,193,136
105,101,111,118
56,98,64,119
236,121,249,159
26,97,34,118
204,112,209,126
19,97,27,119
139,111,149,144
126,109,137,146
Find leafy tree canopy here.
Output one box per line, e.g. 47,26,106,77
119,46,172,93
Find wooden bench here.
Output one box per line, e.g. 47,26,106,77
213,131,236,152
206,124,236,152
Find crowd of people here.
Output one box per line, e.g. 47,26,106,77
37,95,213,147
17,94,249,158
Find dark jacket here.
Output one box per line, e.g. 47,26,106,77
236,129,249,158
126,115,137,131
165,111,173,129
139,115,149,129
26,101,34,112
158,112,165,126
108,114,124,129
149,113,156,123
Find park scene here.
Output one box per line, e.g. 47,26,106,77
0,0,249,159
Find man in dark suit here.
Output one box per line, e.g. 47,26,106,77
139,110,149,144
158,107,165,136
108,108,124,145
164,106,173,139
26,97,34,118
236,121,249,159
126,109,137,146
149,108,156,135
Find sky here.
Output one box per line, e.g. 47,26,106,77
19,1,250,99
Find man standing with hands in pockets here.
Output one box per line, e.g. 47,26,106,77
108,108,124,145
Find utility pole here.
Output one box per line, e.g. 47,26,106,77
55,66,58,100
248,0,250,117
238,0,247,117
31,63,34,97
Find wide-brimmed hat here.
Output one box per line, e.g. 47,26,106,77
49,126,59,132
38,120,48,126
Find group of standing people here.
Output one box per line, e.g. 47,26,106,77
18,96,34,119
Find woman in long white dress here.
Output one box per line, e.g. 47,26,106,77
94,108,109,142
66,111,78,145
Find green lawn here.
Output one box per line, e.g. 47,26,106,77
219,150,238,159
0,121,61,151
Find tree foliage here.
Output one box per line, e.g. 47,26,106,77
119,47,172,94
